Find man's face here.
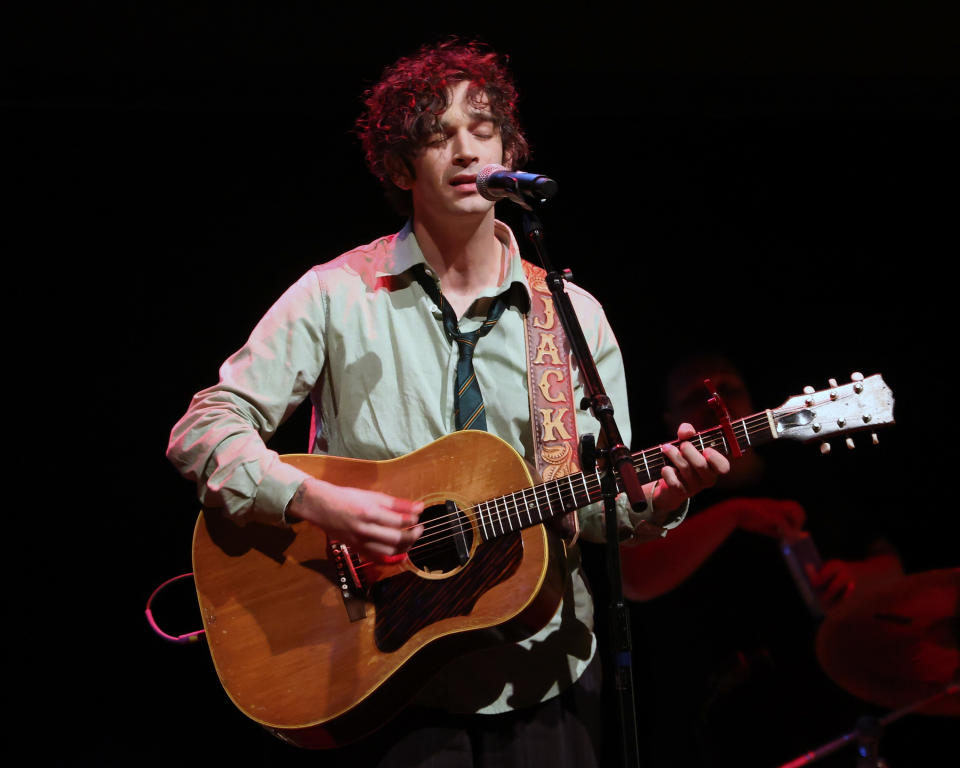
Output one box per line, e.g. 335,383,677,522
395,80,505,221
667,368,754,431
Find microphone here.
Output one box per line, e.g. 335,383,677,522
475,164,559,204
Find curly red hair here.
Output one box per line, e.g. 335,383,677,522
356,39,530,215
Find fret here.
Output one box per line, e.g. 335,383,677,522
641,450,652,482
566,475,577,508
455,503,468,543
706,428,720,450
472,385,888,549
547,479,560,515
532,484,545,521
521,488,534,525
477,500,490,540
543,482,559,519
580,473,591,505
505,493,517,531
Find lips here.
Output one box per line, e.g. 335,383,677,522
449,174,477,187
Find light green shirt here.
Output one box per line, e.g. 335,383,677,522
167,220,680,713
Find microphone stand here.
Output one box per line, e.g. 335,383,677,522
520,201,646,768
776,683,959,768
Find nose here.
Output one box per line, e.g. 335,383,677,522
451,128,480,168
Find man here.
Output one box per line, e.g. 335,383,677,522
622,353,902,605
620,353,903,767
167,40,728,766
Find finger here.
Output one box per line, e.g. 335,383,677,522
821,575,848,606
356,516,421,549
805,563,826,587
357,540,399,561
819,560,844,579
362,541,415,564
679,443,731,483
678,441,709,470
676,442,715,489
814,562,847,603
785,502,807,528
677,422,698,441
761,514,789,538
659,466,686,496
386,496,425,517
779,522,804,539
661,442,691,475
702,448,730,476
368,504,422,531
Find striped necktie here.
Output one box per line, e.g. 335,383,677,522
412,264,508,431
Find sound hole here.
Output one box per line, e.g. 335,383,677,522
407,500,473,574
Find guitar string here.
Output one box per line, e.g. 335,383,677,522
404,414,773,541
352,414,776,569
393,414,776,559
366,413,775,561
362,384,876,566
376,390,862,550
351,392,869,568
398,421,759,553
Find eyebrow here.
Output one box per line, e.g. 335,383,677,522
437,109,496,129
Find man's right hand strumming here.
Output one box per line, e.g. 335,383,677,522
286,478,424,563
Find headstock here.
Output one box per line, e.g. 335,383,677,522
771,373,895,452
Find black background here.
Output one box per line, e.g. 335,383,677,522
8,3,957,766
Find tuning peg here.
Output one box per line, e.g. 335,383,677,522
820,442,831,454
828,378,840,401
803,386,816,394
851,372,864,381
871,432,879,445
846,437,856,450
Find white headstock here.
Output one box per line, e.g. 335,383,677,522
771,373,895,450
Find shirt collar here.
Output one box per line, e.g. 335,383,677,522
385,219,532,307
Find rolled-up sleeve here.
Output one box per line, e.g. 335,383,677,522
166,268,327,525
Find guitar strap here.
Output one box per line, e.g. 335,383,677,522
521,260,581,546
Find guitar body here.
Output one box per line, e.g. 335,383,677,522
186,372,896,750
192,431,568,748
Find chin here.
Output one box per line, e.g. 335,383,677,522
451,199,496,216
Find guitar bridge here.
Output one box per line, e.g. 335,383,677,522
330,540,367,622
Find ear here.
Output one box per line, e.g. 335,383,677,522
385,154,413,190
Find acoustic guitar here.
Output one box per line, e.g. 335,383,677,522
192,373,894,748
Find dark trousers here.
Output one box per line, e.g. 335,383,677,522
324,652,604,768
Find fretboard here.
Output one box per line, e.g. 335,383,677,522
471,410,776,542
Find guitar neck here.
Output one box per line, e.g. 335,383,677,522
472,411,776,542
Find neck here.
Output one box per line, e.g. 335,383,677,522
412,209,504,299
